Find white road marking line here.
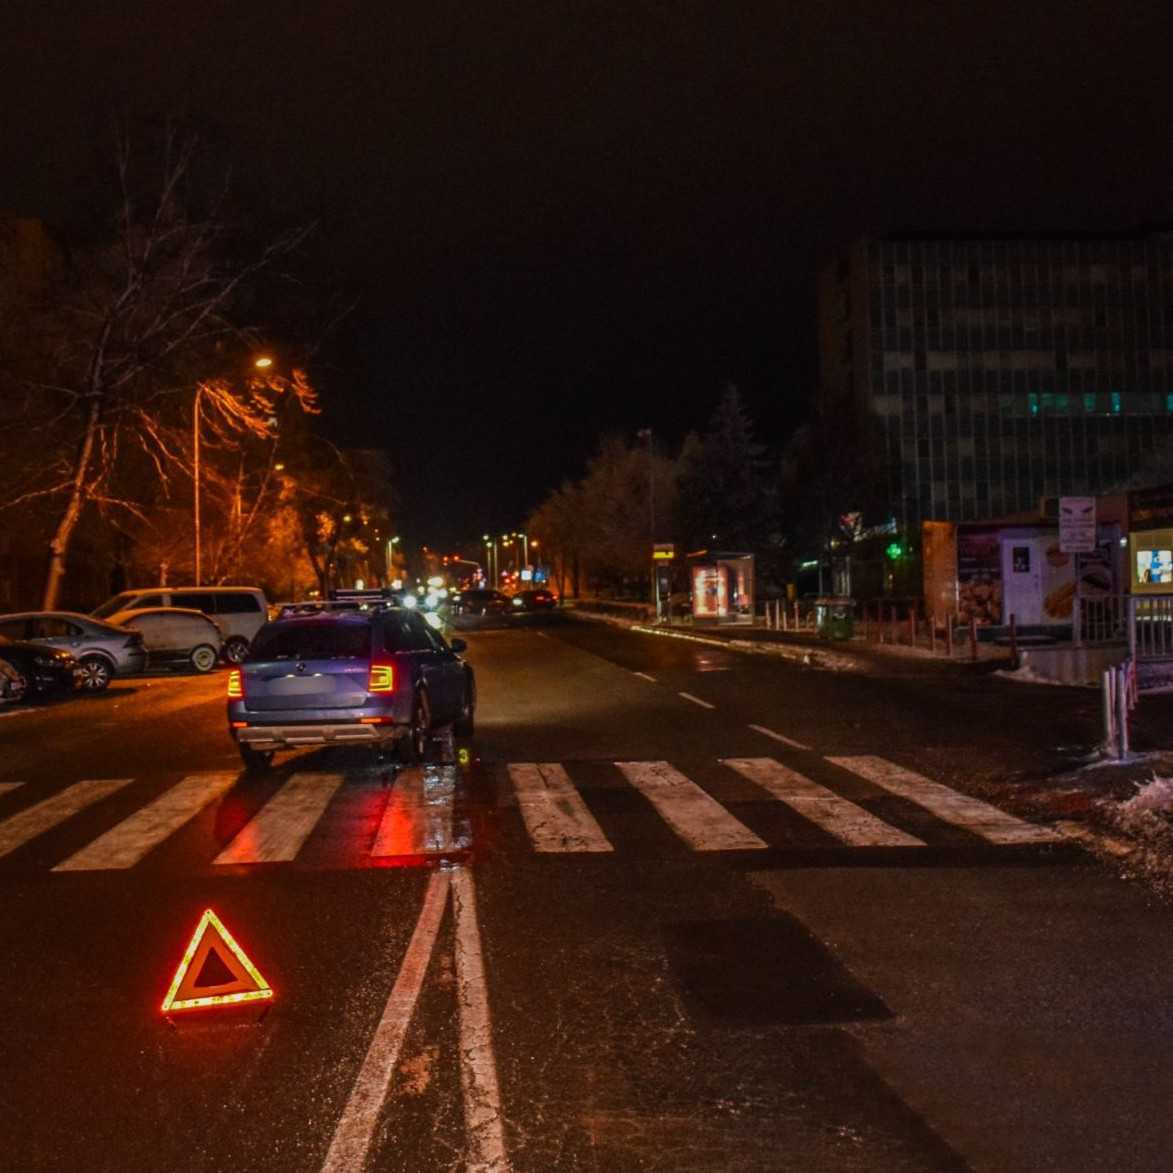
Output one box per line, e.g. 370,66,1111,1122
452,868,511,1173
696,666,731,672
508,763,613,853
678,691,715,710
213,772,343,865
370,765,464,856
56,772,237,871
747,723,811,751
0,779,133,860
722,758,925,847
828,755,1061,844
616,761,767,851
632,671,658,683
0,782,25,798
320,870,451,1173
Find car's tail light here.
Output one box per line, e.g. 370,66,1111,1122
368,661,395,693
227,669,244,699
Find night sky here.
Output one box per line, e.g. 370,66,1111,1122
6,3,1173,544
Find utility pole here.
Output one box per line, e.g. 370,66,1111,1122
193,384,203,586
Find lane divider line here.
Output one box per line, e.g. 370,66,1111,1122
632,671,658,683
320,870,451,1173
747,724,811,751
452,868,512,1172
678,691,715,710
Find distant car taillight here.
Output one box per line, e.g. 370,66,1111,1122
368,662,395,693
227,669,244,699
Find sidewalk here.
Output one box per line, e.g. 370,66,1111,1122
568,605,1011,677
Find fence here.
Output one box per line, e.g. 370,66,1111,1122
1074,593,1129,646
1128,594,1173,661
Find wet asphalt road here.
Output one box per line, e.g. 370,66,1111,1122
1,615,1172,1172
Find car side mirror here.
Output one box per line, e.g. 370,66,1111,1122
450,638,467,654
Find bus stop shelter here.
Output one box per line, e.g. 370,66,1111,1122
687,550,755,624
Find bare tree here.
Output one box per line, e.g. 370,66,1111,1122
2,127,312,608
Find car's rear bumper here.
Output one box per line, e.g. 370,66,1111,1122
232,720,406,749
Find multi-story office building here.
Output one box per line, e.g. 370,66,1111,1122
818,232,1173,530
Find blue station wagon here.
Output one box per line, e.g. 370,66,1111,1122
226,606,475,770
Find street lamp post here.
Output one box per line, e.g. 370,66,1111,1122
193,384,204,585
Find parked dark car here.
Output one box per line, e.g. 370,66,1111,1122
0,636,81,700
108,608,224,673
227,606,474,770
511,588,557,612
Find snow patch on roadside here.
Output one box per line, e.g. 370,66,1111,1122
994,665,1092,688
1120,774,1173,815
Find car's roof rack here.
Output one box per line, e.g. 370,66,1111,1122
271,598,401,619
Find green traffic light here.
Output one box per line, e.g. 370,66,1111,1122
885,541,904,560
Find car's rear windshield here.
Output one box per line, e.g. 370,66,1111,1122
250,622,372,661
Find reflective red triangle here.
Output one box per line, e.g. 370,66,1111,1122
161,909,273,1012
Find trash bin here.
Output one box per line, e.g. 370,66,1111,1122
815,596,855,640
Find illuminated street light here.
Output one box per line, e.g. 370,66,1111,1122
274,462,285,471
254,355,274,369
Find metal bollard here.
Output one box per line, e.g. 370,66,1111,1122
945,614,954,656
1116,663,1129,759
929,612,937,654
969,616,978,661
890,604,899,645
909,608,917,646
1009,613,1018,668
1103,667,1117,756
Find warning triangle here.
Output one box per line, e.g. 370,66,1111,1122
161,908,273,1012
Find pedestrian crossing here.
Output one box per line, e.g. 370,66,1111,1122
0,755,1063,875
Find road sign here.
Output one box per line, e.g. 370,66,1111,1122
652,543,675,561
1059,497,1096,553
161,908,273,1013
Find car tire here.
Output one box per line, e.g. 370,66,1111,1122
239,744,274,772
78,654,113,692
189,644,218,674
454,676,475,737
223,636,250,665
400,689,431,764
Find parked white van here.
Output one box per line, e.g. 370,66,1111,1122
92,586,268,663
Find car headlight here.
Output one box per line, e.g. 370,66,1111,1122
512,597,524,607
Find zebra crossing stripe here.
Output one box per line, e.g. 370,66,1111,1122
0,779,133,860
56,772,237,871
215,772,344,865
828,755,1060,845
508,764,613,853
616,761,767,851
371,766,464,857
721,758,925,848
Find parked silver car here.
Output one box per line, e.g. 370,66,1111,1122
92,586,268,664
0,611,147,691
107,607,224,673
